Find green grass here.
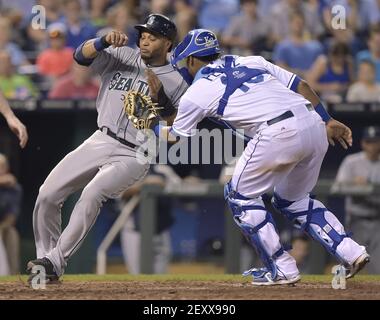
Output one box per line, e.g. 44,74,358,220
1,274,380,283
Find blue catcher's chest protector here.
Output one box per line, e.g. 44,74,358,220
201,55,269,118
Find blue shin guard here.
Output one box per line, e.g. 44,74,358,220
224,183,285,279
272,193,351,265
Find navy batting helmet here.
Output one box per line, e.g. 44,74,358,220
134,14,177,49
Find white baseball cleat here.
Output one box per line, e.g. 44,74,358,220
346,252,370,279
243,267,301,286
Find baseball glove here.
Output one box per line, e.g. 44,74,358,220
122,90,161,130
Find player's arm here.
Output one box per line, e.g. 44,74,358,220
0,91,28,148
153,97,206,144
259,56,352,149
73,30,128,66
145,69,177,125
296,79,352,149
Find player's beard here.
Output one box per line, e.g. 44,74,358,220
140,48,167,67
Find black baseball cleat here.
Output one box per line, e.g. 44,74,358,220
26,257,60,284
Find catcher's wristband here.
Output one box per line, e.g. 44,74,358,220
149,116,161,132
315,102,332,123
94,36,111,51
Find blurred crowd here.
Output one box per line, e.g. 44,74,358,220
1,0,380,103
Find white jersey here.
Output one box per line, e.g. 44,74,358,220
172,55,311,138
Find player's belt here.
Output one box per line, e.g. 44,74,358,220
267,104,313,126
100,126,138,149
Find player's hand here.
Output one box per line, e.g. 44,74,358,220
326,119,352,149
145,68,163,101
6,114,28,148
105,30,128,48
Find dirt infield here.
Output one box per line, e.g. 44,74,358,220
0,276,379,300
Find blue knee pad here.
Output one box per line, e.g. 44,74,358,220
272,193,351,264
224,182,284,278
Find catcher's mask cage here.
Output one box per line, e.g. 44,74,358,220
134,13,177,51
170,29,221,85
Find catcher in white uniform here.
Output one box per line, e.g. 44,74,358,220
147,29,370,285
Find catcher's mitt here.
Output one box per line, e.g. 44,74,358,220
122,90,161,130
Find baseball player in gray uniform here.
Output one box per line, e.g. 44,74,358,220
27,14,188,282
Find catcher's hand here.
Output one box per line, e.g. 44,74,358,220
122,90,161,131
326,119,353,149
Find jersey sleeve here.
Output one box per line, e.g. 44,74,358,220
90,46,136,75
170,78,189,108
171,97,207,137
255,56,299,92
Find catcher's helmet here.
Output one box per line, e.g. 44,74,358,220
171,29,221,84
135,14,177,47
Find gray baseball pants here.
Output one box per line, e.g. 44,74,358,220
33,130,149,276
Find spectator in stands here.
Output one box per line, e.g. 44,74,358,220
273,11,324,78
48,62,100,99
357,0,380,33
0,6,30,54
0,154,22,275
347,60,380,102
257,0,280,17
306,42,353,103
96,3,138,48
334,126,380,274
323,27,363,58
197,0,240,34
149,0,172,15
174,0,198,41
27,0,64,50
62,0,97,49
0,17,29,68
222,0,268,56
89,0,112,28
6,0,36,20
357,25,380,82
36,22,74,80
0,50,38,99
120,165,180,274
270,0,324,44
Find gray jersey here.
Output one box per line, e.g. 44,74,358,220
91,46,188,145
335,151,380,218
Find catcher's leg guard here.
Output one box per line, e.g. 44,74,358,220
224,182,291,279
272,193,364,265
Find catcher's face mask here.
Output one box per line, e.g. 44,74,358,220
171,29,221,85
